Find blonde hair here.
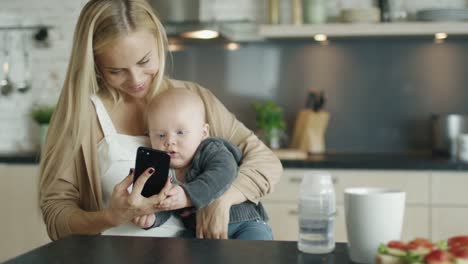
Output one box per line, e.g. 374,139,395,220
39,0,168,194
145,88,207,127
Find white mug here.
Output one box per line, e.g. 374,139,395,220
344,188,406,264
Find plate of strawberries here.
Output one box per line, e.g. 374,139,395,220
376,236,468,264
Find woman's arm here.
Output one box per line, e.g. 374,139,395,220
193,84,283,202
40,161,167,240
187,82,283,239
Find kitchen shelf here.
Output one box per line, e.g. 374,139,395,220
0,25,52,31
259,22,468,38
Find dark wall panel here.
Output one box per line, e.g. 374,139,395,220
166,38,468,153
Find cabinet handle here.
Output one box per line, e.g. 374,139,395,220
332,177,338,184
290,177,338,184
288,209,299,215
289,177,302,183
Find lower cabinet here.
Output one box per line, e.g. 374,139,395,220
0,165,50,262
264,169,432,242
431,208,468,241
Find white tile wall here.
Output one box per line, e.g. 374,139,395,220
0,0,466,153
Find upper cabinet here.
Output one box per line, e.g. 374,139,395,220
258,22,468,38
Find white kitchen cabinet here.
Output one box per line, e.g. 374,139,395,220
429,171,468,241
431,208,468,242
431,172,468,205
332,170,430,205
264,169,431,242
0,165,50,262
263,202,298,241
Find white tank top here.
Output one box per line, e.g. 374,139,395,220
90,95,184,237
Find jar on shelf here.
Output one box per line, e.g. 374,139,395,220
303,0,327,24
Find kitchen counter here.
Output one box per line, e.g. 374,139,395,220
5,235,349,264
2,153,468,171
281,153,468,171
0,153,40,164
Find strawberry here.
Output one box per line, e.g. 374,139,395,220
424,249,453,264
388,241,409,251
449,236,468,249
449,247,468,259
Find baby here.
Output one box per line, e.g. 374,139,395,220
132,88,272,240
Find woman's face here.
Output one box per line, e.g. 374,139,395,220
95,30,159,99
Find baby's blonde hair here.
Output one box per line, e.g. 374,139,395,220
145,88,206,129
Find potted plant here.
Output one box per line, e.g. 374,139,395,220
252,100,286,149
30,104,55,149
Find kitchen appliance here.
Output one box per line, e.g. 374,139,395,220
149,0,258,41
431,114,468,158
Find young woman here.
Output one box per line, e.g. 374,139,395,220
39,0,282,241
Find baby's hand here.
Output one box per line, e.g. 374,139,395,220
157,185,192,211
132,214,156,229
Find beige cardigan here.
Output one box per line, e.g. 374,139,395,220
39,79,283,240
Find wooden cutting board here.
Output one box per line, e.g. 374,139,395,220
290,110,330,153
273,148,308,160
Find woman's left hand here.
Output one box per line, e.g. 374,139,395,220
195,187,246,239
196,197,230,239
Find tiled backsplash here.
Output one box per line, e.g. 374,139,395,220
0,0,466,153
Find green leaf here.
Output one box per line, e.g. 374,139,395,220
251,100,285,134
30,105,55,125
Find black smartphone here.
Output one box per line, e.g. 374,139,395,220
133,146,170,197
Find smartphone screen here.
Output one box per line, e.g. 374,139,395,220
133,146,170,197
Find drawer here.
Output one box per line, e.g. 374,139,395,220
431,172,468,205
263,202,299,241
263,201,347,242
401,206,430,241
336,205,428,242
264,169,339,202
431,207,468,241
332,170,430,205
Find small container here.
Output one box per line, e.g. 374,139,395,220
268,0,280,24
303,0,327,24
291,0,303,25
458,134,468,162
298,171,336,254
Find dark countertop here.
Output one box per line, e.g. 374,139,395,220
2,152,468,171
5,235,350,264
281,153,468,171
0,153,40,164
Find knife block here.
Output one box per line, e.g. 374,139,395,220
290,110,330,154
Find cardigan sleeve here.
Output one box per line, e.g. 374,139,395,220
187,83,283,203
39,103,100,241
181,140,239,209
39,147,83,240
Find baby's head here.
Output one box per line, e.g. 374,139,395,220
146,88,209,169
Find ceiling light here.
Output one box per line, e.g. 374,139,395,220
434,32,448,40
314,34,328,42
225,42,240,51
168,43,185,52
180,29,219,39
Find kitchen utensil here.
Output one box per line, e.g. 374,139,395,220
457,134,468,162
17,32,31,93
290,110,330,154
432,114,468,158
305,90,325,112
0,32,13,96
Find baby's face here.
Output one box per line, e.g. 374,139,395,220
148,103,208,170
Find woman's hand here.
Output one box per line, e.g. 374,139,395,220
196,187,247,239
105,168,170,227
196,198,231,239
